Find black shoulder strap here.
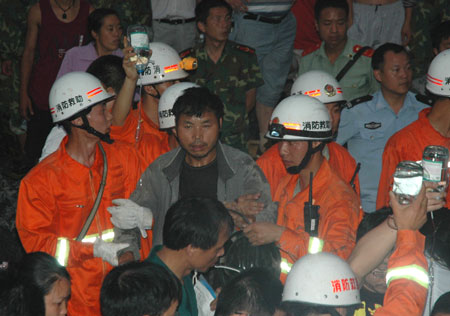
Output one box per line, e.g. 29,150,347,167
336,46,371,82
344,95,373,109
415,94,434,106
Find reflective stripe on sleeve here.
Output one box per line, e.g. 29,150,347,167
55,237,70,266
81,228,115,243
280,257,293,275
308,236,324,254
386,264,429,288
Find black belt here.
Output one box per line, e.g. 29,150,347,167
156,17,196,25
243,12,286,24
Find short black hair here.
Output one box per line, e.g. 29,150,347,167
88,8,120,42
356,207,393,242
172,87,225,125
281,302,350,316
0,252,70,316
195,0,232,24
163,197,234,250
431,291,450,316
87,55,126,94
431,20,450,51
100,261,181,316
371,43,410,70
314,0,349,21
215,268,283,316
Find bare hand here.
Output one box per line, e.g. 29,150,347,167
389,186,427,231
1,60,12,76
19,93,34,121
210,288,221,311
225,0,248,12
424,181,446,211
118,251,135,265
401,22,411,46
243,222,284,245
122,36,138,81
235,193,264,217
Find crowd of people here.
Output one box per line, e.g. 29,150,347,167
0,0,450,315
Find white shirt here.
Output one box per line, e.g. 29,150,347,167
151,0,196,19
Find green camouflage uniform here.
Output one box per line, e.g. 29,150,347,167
181,41,264,152
409,0,450,79
90,0,151,32
0,0,36,135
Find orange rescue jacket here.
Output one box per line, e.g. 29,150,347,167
274,159,362,282
376,108,450,210
257,142,361,199
16,138,146,316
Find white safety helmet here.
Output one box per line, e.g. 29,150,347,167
49,71,114,123
291,70,345,104
426,49,450,97
158,82,200,129
266,95,332,141
283,252,361,307
137,42,189,86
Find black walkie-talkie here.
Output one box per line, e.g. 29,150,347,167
304,172,320,237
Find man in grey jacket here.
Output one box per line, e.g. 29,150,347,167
108,87,277,259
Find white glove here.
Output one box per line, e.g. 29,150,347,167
93,238,129,266
107,199,153,238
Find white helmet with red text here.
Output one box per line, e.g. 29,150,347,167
266,95,332,141
291,70,345,104
426,49,450,97
49,71,114,123
158,82,200,129
138,42,189,86
283,252,361,306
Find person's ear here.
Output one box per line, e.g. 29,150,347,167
91,30,98,41
373,69,382,82
172,127,177,137
219,117,223,129
197,21,206,34
143,85,156,95
71,116,83,127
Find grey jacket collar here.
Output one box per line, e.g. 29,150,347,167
161,141,235,182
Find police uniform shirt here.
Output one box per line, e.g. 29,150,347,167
336,91,428,212
298,38,379,102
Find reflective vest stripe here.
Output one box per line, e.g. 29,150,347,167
54,229,115,267
308,237,324,254
386,264,429,288
56,237,69,266
280,257,293,275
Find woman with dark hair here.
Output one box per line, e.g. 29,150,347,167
57,8,123,78
0,252,71,316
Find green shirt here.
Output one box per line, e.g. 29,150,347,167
182,40,264,152
298,38,379,102
146,246,198,316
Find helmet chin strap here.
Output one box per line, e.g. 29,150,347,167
71,115,114,144
146,84,162,99
286,141,325,174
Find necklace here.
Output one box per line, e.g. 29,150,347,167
54,0,74,19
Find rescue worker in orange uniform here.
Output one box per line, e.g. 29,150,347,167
111,42,192,155
16,72,150,316
376,50,450,211
281,185,429,316
244,94,362,283
257,70,361,199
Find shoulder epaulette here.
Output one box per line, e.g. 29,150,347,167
302,43,321,56
179,47,194,59
345,95,373,109
415,94,433,106
352,45,374,57
233,43,255,54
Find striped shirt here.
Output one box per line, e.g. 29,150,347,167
245,0,295,17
